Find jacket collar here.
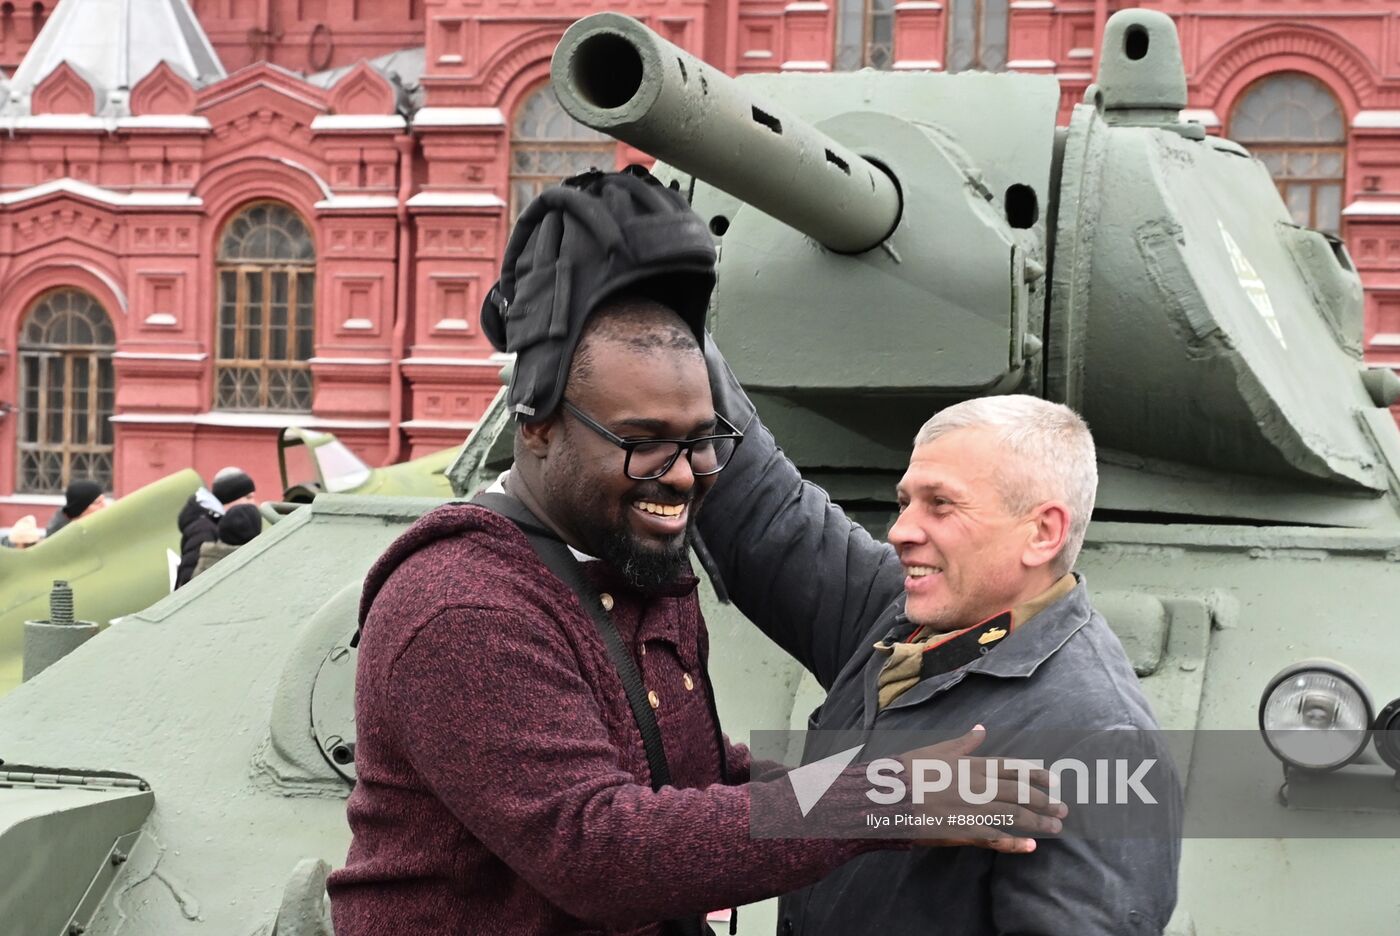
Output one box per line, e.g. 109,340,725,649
961,574,1093,679
864,576,1092,723
882,574,1092,677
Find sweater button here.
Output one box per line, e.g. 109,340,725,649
600,593,614,612
647,689,660,709
683,673,694,691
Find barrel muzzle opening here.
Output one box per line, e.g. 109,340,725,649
571,31,644,111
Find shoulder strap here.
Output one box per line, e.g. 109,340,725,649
473,493,723,936
471,492,673,792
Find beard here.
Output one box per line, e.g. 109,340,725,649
594,508,697,592
548,439,699,593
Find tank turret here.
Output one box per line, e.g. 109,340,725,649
553,11,1395,518
552,13,1057,488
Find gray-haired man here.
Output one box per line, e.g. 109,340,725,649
700,361,1181,935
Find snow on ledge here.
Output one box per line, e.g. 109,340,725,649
405,191,505,209
314,195,400,211
1343,200,1400,217
413,107,506,128
311,114,407,131
109,412,390,430
1180,108,1221,127
0,178,202,208
1353,111,1400,129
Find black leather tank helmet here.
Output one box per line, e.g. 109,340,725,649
480,166,717,423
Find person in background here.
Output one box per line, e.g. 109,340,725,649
191,503,263,579
45,480,109,537
175,467,256,589
1,514,42,549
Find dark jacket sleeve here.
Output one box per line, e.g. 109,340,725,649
386,606,882,927
175,514,216,588
697,339,905,689
988,730,1182,935
989,835,1180,935
174,523,211,587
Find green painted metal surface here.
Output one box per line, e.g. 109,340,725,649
0,776,153,936
0,496,434,934
0,432,454,699
278,427,457,501
0,468,201,695
3,8,1400,934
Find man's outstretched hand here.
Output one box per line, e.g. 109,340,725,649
898,725,1065,854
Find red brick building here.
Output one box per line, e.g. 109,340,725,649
1,0,1398,525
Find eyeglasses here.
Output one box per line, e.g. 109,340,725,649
561,399,744,481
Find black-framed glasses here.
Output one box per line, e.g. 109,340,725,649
561,399,744,481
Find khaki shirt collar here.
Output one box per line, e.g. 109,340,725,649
872,573,1084,707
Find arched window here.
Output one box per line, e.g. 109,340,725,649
509,85,616,224
215,202,316,411
1231,72,1346,235
17,288,115,494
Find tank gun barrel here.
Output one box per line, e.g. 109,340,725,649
551,13,902,254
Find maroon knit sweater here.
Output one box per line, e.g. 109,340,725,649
326,504,876,935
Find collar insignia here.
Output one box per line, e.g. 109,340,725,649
978,626,1008,645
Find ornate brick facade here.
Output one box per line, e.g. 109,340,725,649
1,0,1396,525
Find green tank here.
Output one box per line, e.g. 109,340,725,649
0,469,202,694
0,433,455,698
2,8,1398,934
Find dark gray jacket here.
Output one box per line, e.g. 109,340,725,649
175,488,224,589
699,347,1181,935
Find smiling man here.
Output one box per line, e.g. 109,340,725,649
327,170,1061,936
502,305,742,592
878,401,1090,707
697,391,1182,935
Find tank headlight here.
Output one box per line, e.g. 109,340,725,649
1259,660,1373,771
1373,698,1400,772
